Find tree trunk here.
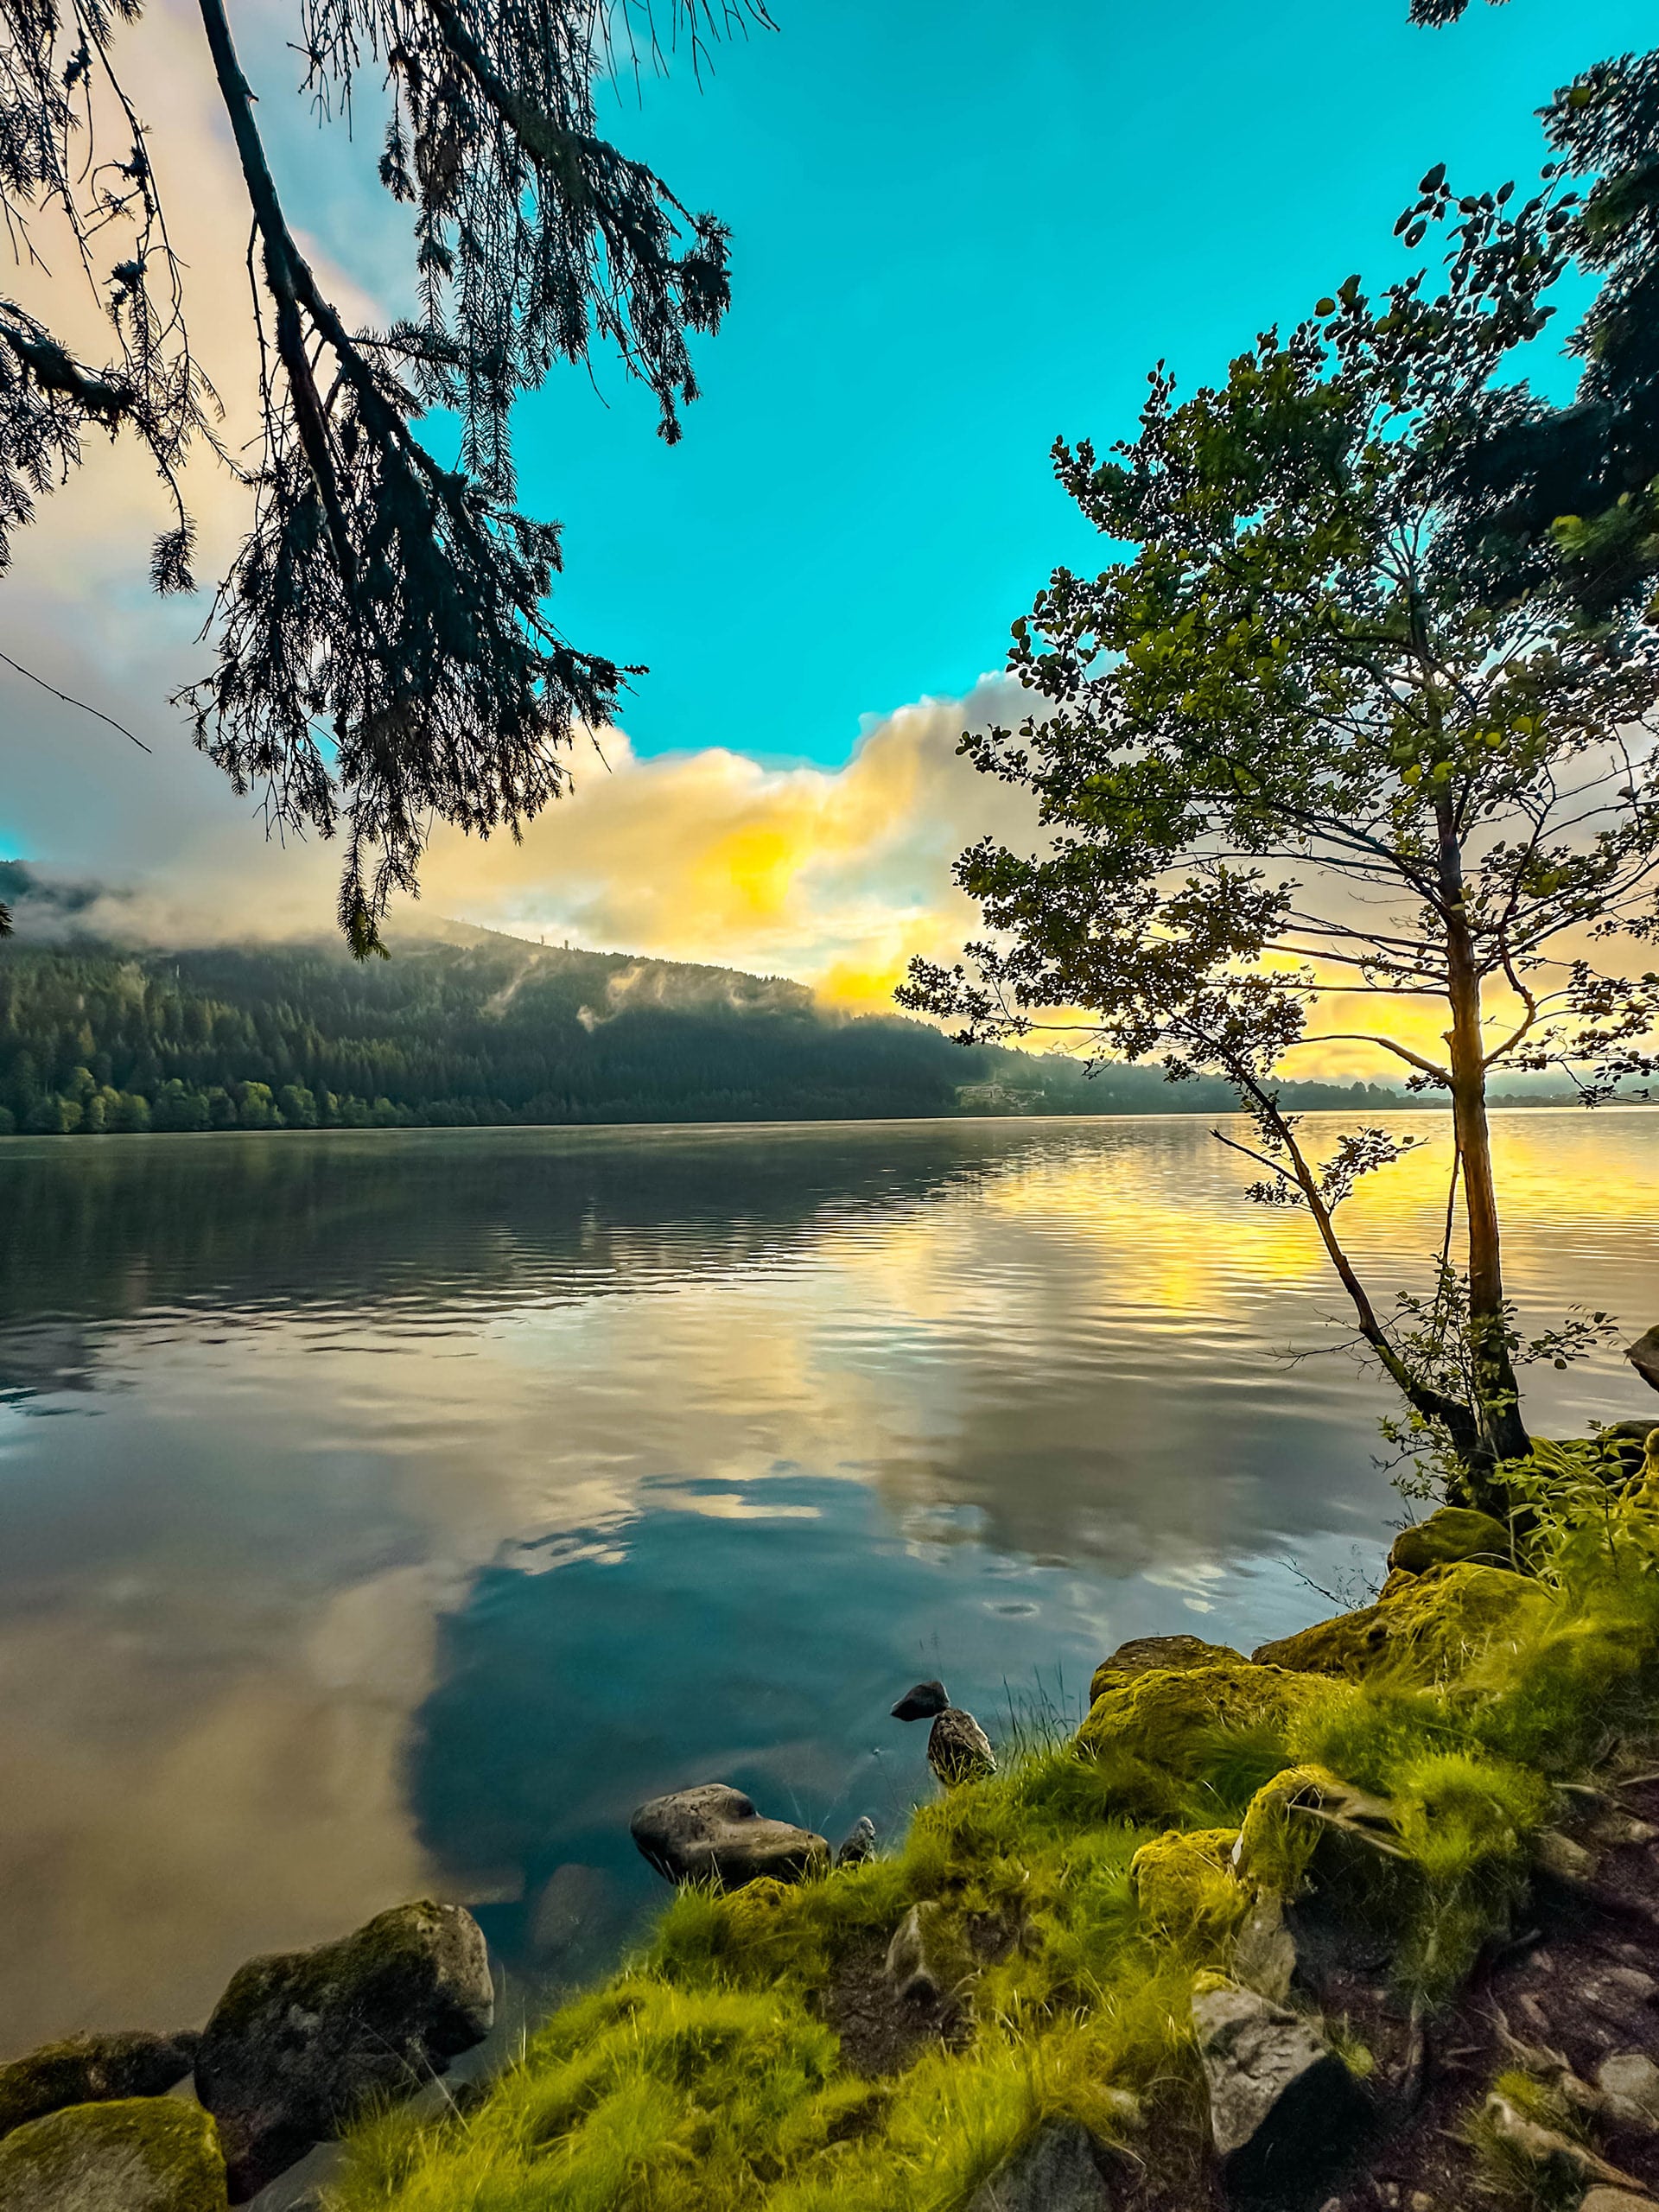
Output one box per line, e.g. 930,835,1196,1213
1438,801,1530,1481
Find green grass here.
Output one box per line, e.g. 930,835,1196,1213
326,1478,1659,2212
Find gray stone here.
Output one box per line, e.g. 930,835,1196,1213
1192,1978,1367,2192
836,1815,877,1868
0,2031,200,2144
1580,1964,1659,2032
1625,1325,1659,1395
629,1783,829,1888
1599,2052,1659,2126
885,1900,968,2005
966,2120,1114,2212
194,1898,493,2200
1231,1894,1296,2005
0,2096,226,2211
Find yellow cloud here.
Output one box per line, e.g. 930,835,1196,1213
414,680,1039,1004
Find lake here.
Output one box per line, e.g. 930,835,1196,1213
0,1110,1654,2070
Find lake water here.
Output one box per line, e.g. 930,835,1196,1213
0,1110,1655,2067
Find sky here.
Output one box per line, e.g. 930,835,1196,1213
2,0,1654,1016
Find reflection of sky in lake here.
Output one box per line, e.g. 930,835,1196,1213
0,1112,1654,2055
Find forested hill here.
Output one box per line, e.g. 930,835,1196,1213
0,912,1413,1135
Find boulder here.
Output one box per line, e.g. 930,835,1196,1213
885,1899,969,2005
1599,2052,1659,2127
194,1898,493,2199
630,1783,830,1888
1580,2192,1659,2212
1388,1507,1512,1576
1077,1658,1316,1773
1192,1976,1367,2196
0,2030,200,2144
965,2120,1116,2212
1089,1633,1243,1706
1625,1325,1659,1395
1251,1561,1541,1683
0,2097,226,2212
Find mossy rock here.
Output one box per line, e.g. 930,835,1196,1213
0,2031,198,2144
1128,1826,1247,1940
195,1897,493,2198
1088,1633,1244,1707
1251,1561,1544,1684
1388,1507,1513,1577
0,2097,225,2211
1076,1658,1319,1773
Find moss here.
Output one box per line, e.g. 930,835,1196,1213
1076,1658,1320,1772
1088,1634,1244,1707
1128,1827,1247,1942
1253,1561,1545,1682
1389,1507,1515,1576
0,2097,226,2211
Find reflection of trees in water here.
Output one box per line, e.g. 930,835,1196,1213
0,1319,102,1401
0,1125,1065,1341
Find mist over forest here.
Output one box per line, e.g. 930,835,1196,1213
0,873,1421,1132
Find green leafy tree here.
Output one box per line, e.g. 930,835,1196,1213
902,169,1659,1506
1404,16,1659,622
0,0,765,950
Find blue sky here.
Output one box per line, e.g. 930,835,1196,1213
272,0,1657,768
5,0,1656,989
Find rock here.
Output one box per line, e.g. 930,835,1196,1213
1599,2052,1659,2126
1483,2089,1645,2190
1388,1507,1512,1576
1231,1893,1297,2004
1625,1325,1659,1395
1089,1633,1243,1705
1590,1421,1659,1477
0,2097,226,2211
630,1783,830,1888
1192,1976,1367,2195
965,2120,1115,2212
1580,1964,1659,2033
1534,1827,1600,1886
526,1862,611,1964
1129,1827,1247,1940
836,1815,877,1868
194,1898,493,2199
0,2031,200,2144
1251,1562,1542,1683
1580,2192,1659,2212
885,1900,969,2005
1077,1658,1318,1773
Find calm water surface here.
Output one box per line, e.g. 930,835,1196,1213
0,1111,1655,2060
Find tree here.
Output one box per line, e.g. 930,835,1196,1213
1403,13,1659,623
0,0,763,950
901,162,1659,1508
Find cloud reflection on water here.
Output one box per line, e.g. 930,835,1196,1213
0,1114,1652,2050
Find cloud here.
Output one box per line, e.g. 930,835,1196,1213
0,0,1033,1020
413,681,1039,1007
